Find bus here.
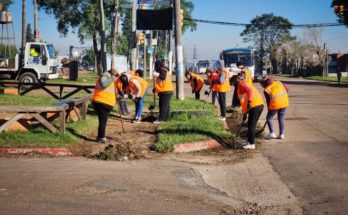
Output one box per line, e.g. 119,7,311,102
195,60,218,74
219,48,255,77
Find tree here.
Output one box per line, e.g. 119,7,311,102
26,23,34,42
38,0,114,74
0,0,13,10
241,13,292,74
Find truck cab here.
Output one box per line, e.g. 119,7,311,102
20,42,59,83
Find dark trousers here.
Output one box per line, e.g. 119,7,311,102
211,91,217,105
218,92,226,117
93,102,113,138
159,93,172,121
194,87,202,100
247,105,264,144
117,97,129,115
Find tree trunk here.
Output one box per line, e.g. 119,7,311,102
93,31,102,75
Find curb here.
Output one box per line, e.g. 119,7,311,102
0,148,72,156
173,139,221,153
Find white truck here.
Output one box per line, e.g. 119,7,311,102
0,42,59,84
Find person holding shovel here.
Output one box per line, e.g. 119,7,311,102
185,70,204,100
205,68,218,105
121,70,148,123
152,60,174,124
115,72,130,116
92,69,118,144
230,75,264,150
260,76,289,140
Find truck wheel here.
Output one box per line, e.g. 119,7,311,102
19,72,38,90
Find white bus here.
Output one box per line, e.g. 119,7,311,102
219,48,255,77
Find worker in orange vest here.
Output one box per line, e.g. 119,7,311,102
121,70,148,123
205,68,218,105
152,60,174,123
237,61,253,86
213,60,230,121
115,72,130,116
260,76,289,140
231,74,264,150
185,70,204,100
92,69,118,143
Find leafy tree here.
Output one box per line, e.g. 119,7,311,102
26,23,34,42
0,0,13,10
241,13,292,73
38,0,114,74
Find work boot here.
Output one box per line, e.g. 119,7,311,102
243,142,256,150
153,119,163,124
218,116,226,121
96,137,108,144
278,134,285,139
265,132,276,140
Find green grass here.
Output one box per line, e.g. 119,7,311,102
153,113,232,152
0,116,98,148
304,76,348,83
0,94,56,106
47,72,98,85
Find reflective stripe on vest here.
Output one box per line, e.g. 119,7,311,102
92,77,116,107
238,83,264,114
265,81,289,110
155,70,174,94
129,76,148,97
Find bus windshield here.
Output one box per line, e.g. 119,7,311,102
223,53,253,67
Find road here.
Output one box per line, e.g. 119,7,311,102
0,76,347,214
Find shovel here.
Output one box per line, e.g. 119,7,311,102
255,121,267,137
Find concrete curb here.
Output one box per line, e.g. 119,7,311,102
0,148,73,156
173,139,221,153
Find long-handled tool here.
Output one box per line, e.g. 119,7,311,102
115,94,125,133
149,78,156,111
255,121,267,137
202,88,212,109
235,114,247,138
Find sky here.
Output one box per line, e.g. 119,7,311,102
7,0,348,60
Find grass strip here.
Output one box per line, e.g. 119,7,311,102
0,116,98,148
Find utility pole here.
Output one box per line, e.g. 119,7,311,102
259,22,265,75
149,30,153,79
143,31,147,79
111,0,120,71
174,0,185,100
33,0,39,42
99,0,107,73
130,0,137,71
193,44,197,69
21,0,26,68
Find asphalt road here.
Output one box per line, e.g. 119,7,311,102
0,76,347,215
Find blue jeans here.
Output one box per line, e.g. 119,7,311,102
135,89,147,118
266,108,286,135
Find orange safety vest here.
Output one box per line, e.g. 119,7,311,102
92,77,116,107
190,73,204,92
155,70,174,94
128,76,148,97
265,81,289,110
237,82,264,114
215,68,230,93
241,68,253,86
208,72,219,92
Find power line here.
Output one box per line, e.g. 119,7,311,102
185,18,345,28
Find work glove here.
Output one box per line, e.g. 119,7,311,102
247,101,251,110
204,90,209,95
123,94,128,99
128,94,133,100
133,97,140,103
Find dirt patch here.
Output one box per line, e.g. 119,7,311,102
220,203,264,215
